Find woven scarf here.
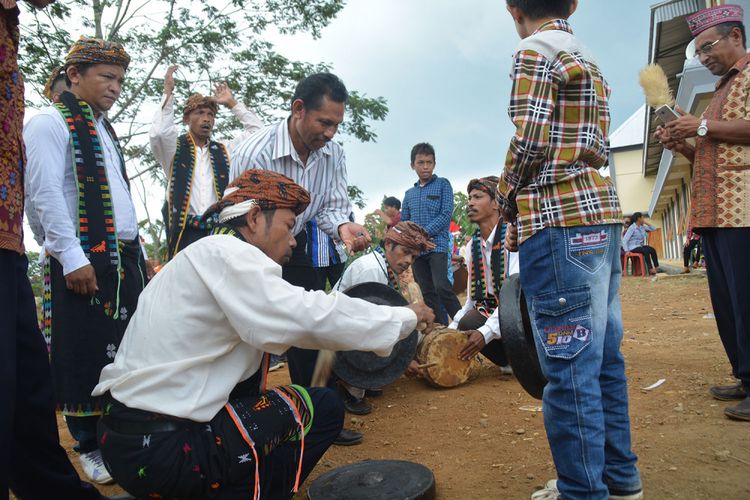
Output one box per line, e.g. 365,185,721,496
55,91,125,275
166,133,230,259
470,224,505,313
373,245,400,291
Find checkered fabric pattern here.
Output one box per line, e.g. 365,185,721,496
498,19,621,244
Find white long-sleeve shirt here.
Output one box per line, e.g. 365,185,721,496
333,251,388,292
229,119,351,239
149,94,263,216
622,223,656,252
449,225,519,344
93,235,416,421
24,107,138,276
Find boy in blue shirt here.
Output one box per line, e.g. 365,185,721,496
401,143,461,322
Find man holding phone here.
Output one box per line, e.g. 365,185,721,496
656,4,750,421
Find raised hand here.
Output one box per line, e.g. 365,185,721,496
213,82,238,109
164,65,179,97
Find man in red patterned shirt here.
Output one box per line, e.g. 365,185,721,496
657,4,750,422
501,1,641,499
0,0,103,497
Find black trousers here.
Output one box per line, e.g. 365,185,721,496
0,250,100,499
412,251,461,320
99,387,343,499
701,228,750,390
456,308,509,367
683,239,701,268
315,262,345,291
629,245,659,271
282,262,322,386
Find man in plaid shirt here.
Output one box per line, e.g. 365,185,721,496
501,1,641,499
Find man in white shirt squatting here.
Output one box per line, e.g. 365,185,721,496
334,221,435,414
449,176,519,371
92,169,434,499
150,65,263,259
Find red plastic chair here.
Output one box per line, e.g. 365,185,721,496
622,252,646,277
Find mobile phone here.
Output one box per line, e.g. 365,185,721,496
655,104,680,123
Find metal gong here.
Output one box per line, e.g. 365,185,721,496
499,274,547,400
308,460,436,500
334,283,419,390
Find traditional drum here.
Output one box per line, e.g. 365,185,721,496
308,460,436,500
416,328,482,388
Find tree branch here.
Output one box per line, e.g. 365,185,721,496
110,1,176,122
92,0,104,39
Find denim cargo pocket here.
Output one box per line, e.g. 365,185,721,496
531,285,593,360
563,226,611,274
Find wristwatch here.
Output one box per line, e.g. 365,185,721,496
697,119,709,137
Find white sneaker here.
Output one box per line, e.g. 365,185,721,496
531,479,560,500
268,361,285,372
79,449,114,484
499,364,514,375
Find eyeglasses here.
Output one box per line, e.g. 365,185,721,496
692,35,729,58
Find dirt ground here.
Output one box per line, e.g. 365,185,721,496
58,271,750,499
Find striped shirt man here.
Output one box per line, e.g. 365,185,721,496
229,118,351,239
306,218,345,268
498,19,621,244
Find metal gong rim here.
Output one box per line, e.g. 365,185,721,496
308,460,436,500
333,283,419,390
499,274,547,400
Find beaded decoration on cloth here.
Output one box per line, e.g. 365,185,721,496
469,225,505,312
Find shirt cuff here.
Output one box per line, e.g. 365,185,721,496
56,245,91,276
478,324,499,344
396,307,418,340
161,94,173,112
230,101,249,116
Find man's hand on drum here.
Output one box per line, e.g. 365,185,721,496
338,222,372,255
459,330,485,360
405,359,425,378
407,302,435,335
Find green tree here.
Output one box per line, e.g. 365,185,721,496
452,191,474,240
26,250,44,300
19,0,388,249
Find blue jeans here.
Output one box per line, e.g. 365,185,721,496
519,224,641,499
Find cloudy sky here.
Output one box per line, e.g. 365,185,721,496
23,0,658,250
266,0,654,220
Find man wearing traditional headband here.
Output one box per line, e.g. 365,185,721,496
24,36,146,485
92,169,434,499
331,221,434,416
150,65,263,259
229,73,372,442
448,177,518,372
656,4,750,422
